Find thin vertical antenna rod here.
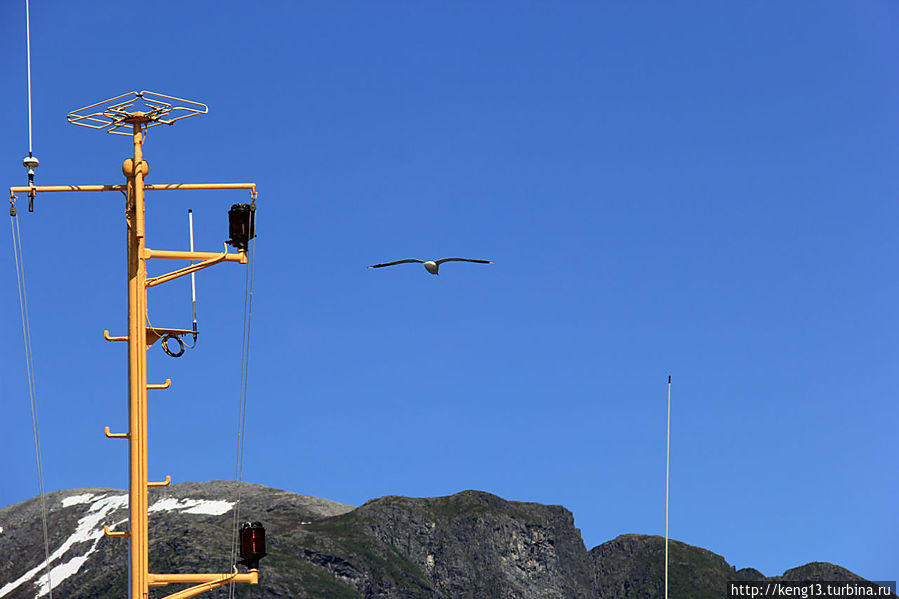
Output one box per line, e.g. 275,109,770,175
665,375,671,599
23,0,39,211
25,0,34,155
189,209,197,342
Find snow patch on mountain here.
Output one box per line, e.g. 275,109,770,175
148,497,234,516
60,493,95,508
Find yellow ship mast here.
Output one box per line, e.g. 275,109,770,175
9,91,263,599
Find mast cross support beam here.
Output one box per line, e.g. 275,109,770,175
10,182,256,197
145,246,246,288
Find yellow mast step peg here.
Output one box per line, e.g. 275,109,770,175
104,426,129,439
104,526,130,538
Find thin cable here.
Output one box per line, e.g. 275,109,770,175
665,375,671,599
24,0,33,156
10,208,53,599
229,213,256,598
229,234,255,595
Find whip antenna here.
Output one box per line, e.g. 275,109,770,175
665,375,671,599
188,209,198,342
23,0,39,211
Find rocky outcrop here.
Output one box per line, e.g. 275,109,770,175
294,490,595,598
778,562,867,582
590,534,747,599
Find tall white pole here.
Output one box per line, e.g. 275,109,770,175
665,375,671,599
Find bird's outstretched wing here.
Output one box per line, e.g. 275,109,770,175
434,257,493,265
368,259,425,269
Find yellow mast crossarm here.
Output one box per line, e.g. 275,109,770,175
149,571,258,586
148,571,258,599
10,182,255,198
143,183,256,193
145,245,246,288
144,248,248,262
10,184,124,195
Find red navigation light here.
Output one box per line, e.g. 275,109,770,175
227,203,256,250
238,521,266,570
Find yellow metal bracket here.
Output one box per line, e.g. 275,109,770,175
106,328,193,349
104,525,130,538
145,245,246,288
144,248,248,263
148,475,172,487
146,327,192,348
145,253,223,286
149,570,258,599
104,426,129,439
148,379,172,390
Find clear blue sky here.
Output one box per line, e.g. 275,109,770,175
1,0,896,584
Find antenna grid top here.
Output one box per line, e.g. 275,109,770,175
67,90,207,135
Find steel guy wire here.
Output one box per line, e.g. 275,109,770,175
10,207,53,599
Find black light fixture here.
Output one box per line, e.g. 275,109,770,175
238,521,266,570
227,203,256,250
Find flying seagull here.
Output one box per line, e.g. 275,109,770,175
368,257,493,275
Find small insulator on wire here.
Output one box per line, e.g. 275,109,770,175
23,155,38,212
23,155,38,181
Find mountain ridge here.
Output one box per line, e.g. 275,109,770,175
0,482,889,598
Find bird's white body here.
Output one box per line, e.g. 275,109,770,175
423,261,439,274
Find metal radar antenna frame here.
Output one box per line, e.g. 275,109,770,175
66,90,208,135
8,90,263,599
